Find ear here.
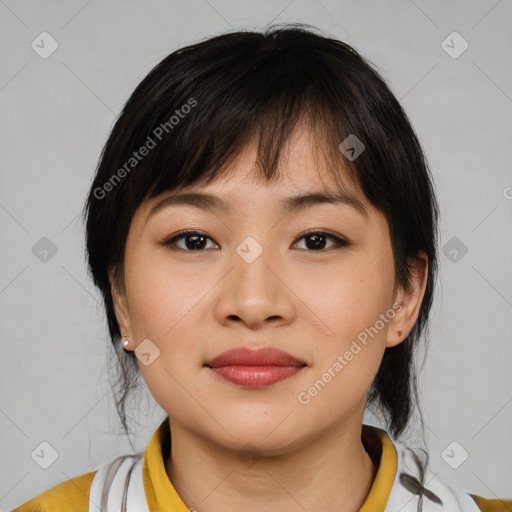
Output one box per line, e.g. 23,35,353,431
386,251,429,348
108,267,133,346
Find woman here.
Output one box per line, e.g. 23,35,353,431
12,23,511,512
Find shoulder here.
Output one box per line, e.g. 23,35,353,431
386,437,512,512
10,470,96,512
470,494,512,512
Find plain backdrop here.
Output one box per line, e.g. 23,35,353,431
1,0,511,509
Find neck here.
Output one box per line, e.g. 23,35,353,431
164,417,377,512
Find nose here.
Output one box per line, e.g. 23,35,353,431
214,240,296,330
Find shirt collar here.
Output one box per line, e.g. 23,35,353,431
142,417,397,512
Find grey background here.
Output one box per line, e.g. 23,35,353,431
1,0,511,509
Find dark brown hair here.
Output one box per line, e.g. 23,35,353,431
83,23,438,503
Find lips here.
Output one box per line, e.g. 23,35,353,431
205,347,305,368
205,347,306,388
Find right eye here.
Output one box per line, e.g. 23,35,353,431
159,230,219,251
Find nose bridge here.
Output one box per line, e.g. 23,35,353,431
233,233,275,296
215,233,293,327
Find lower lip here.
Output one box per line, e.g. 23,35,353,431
208,365,303,388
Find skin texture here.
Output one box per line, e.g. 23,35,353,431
110,124,428,512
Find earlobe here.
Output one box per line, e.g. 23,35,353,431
386,252,428,348
386,303,406,348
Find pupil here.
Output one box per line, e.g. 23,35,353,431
186,235,206,250
307,234,325,250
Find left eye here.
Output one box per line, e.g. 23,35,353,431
293,231,349,251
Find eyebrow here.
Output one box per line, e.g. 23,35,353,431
146,190,369,222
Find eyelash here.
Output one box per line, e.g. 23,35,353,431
159,229,349,252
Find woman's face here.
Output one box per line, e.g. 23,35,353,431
111,126,427,454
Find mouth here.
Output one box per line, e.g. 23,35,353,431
204,347,307,388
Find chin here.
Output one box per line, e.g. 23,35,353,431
213,419,305,454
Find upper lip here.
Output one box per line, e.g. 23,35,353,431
205,347,306,368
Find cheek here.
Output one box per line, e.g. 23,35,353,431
306,248,395,344
301,242,395,404
125,251,207,340
296,266,393,421
123,254,210,417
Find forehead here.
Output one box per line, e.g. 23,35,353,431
139,122,368,218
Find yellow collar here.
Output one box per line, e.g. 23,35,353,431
142,417,397,512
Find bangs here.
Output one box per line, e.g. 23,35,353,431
106,29,365,212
